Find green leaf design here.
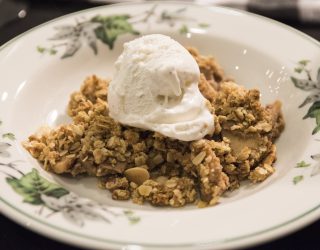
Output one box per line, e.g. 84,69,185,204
91,15,140,50
127,216,140,225
123,210,141,225
36,46,57,56
6,169,69,205
179,24,189,35
293,175,304,185
291,77,318,91
298,60,310,66
295,161,311,168
45,187,69,198
303,101,320,119
316,110,320,124
311,109,320,134
198,23,209,28
37,46,45,54
2,133,15,140
291,62,320,135
49,49,57,55
312,124,320,135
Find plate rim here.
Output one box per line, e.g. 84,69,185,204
1,194,320,249
0,1,320,249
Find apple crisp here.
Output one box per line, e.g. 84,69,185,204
23,48,284,207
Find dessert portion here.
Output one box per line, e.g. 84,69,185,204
23,35,284,207
108,34,214,141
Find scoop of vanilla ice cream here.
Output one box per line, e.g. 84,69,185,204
108,34,214,141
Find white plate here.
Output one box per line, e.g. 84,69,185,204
0,2,320,250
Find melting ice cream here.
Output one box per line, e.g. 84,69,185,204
108,34,214,141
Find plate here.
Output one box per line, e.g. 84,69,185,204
0,2,320,250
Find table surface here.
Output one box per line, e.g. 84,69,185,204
0,1,319,249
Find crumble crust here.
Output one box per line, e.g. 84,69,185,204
23,48,284,207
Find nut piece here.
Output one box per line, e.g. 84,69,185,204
138,185,153,196
156,176,168,184
197,200,208,208
124,167,150,185
52,158,73,174
165,179,177,188
192,151,206,165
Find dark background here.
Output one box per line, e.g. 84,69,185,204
0,0,319,249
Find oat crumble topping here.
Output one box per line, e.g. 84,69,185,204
23,48,284,207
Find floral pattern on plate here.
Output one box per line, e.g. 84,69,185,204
291,61,320,183
0,122,140,227
37,5,209,58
